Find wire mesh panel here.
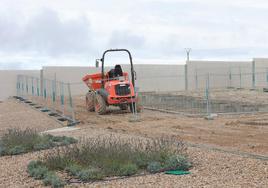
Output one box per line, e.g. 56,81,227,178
16,75,77,122
139,72,268,116
255,72,268,88
16,68,268,118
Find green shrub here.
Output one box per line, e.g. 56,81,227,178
0,145,5,156
147,161,162,173
0,128,77,156
1,128,39,152
132,153,149,168
102,160,122,175
38,135,190,183
44,154,73,170
62,136,77,145
118,163,138,176
43,172,56,186
33,142,53,150
8,145,26,155
43,172,65,188
65,164,83,176
172,155,192,171
50,135,63,142
163,155,192,171
28,165,49,180
50,135,77,146
27,161,48,179
77,168,104,181
27,160,44,171
28,160,64,187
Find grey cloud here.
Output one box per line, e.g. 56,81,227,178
1,0,268,66
0,9,93,56
108,31,145,50
0,16,23,52
0,61,24,69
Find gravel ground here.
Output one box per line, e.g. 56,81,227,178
0,99,61,134
51,128,268,188
0,152,44,188
0,99,267,187
73,148,268,188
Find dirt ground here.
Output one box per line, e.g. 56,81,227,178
167,88,268,105
0,99,267,187
74,95,268,156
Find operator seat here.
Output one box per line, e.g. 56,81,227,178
114,65,123,77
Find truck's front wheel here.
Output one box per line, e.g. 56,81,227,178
86,91,95,112
94,94,106,115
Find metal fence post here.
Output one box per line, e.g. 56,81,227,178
21,76,24,98
31,77,34,97
67,83,75,121
60,82,65,116
239,66,242,88
16,75,20,97
229,67,232,88
43,79,47,109
40,69,44,97
205,73,211,116
266,68,268,88
195,69,198,90
36,78,40,97
252,60,256,89
51,79,56,111
184,63,188,90
26,76,29,98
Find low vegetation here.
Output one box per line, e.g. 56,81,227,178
28,135,192,187
0,128,77,156
27,161,65,188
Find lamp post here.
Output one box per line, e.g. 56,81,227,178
185,48,191,62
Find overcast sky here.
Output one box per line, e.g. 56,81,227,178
0,0,268,69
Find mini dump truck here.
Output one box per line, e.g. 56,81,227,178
82,49,140,114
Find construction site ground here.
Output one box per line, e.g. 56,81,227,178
74,95,268,156
162,88,268,104
0,98,267,187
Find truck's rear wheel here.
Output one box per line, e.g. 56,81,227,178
95,94,106,115
86,91,95,111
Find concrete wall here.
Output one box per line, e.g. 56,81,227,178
187,60,252,90
254,58,268,88
42,64,185,95
0,70,40,101
2,58,268,101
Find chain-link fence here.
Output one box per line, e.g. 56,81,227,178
15,69,268,119
16,75,77,124
140,71,268,116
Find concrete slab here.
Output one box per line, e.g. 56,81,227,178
42,127,80,133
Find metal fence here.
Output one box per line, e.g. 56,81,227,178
16,75,77,124
140,71,268,116
15,70,268,119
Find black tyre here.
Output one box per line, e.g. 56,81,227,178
86,91,95,111
94,94,106,115
119,104,128,110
